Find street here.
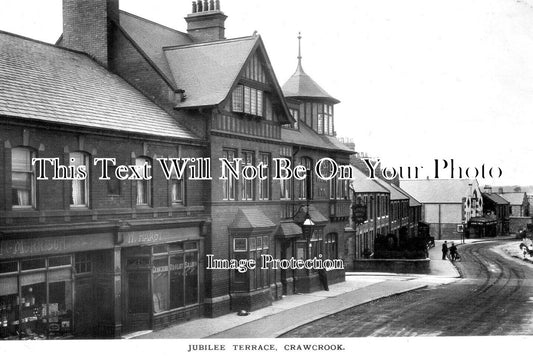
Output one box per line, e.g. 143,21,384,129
282,240,533,337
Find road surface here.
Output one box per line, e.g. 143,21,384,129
281,240,533,337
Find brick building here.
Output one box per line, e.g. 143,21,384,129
0,28,208,338
1,0,353,338
348,167,390,265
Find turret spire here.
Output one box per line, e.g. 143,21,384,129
297,32,303,72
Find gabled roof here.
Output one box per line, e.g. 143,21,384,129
0,31,197,141
392,184,422,207
119,11,192,85
281,122,354,154
164,36,257,109
350,166,389,194
282,62,340,104
498,192,527,205
375,179,410,201
482,193,509,205
400,179,479,204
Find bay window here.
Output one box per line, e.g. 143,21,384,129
232,235,270,292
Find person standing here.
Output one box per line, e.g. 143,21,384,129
442,241,448,260
318,268,329,291
449,242,458,261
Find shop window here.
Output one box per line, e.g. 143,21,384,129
169,254,184,309
74,253,92,275
222,150,237,201
21,258,46,271
149,242,199,314
135,157,151,206
69,152,89,207
11,147,36,208
258,153,270,200
0,256,73,339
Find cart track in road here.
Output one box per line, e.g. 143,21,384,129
281,241,533,337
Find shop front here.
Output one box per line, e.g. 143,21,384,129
119,225,204,333
469,216,498,238
0,232,114,340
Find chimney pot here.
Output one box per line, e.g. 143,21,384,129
192,1,197,13
185,0,227,42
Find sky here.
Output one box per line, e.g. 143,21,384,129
2,0,533,186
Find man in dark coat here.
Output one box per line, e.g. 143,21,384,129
449,242,458,261
318,268,329,291
442,241,448,260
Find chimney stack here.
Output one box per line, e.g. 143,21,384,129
185,0,227,42
62,0,119,68
483,185,492,194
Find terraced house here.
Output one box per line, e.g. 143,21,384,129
0,0,353,338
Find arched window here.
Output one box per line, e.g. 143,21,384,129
11,147,35,208
70,152,90,207
136,157,151,206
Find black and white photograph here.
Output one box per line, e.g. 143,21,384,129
1,0,533,354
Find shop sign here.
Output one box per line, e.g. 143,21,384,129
123,227,200,246
0,233,114,259
352,204,367,225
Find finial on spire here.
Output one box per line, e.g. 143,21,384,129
297,32,302,65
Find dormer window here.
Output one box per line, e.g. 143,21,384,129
231,84,263,117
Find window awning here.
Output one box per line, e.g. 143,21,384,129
275,222,302,239
228,208,276,233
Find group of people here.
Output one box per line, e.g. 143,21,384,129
441,241,459,261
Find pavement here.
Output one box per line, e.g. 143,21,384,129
129,241,462,339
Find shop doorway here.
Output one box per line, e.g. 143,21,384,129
124,270,151,332
122,249,152,333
